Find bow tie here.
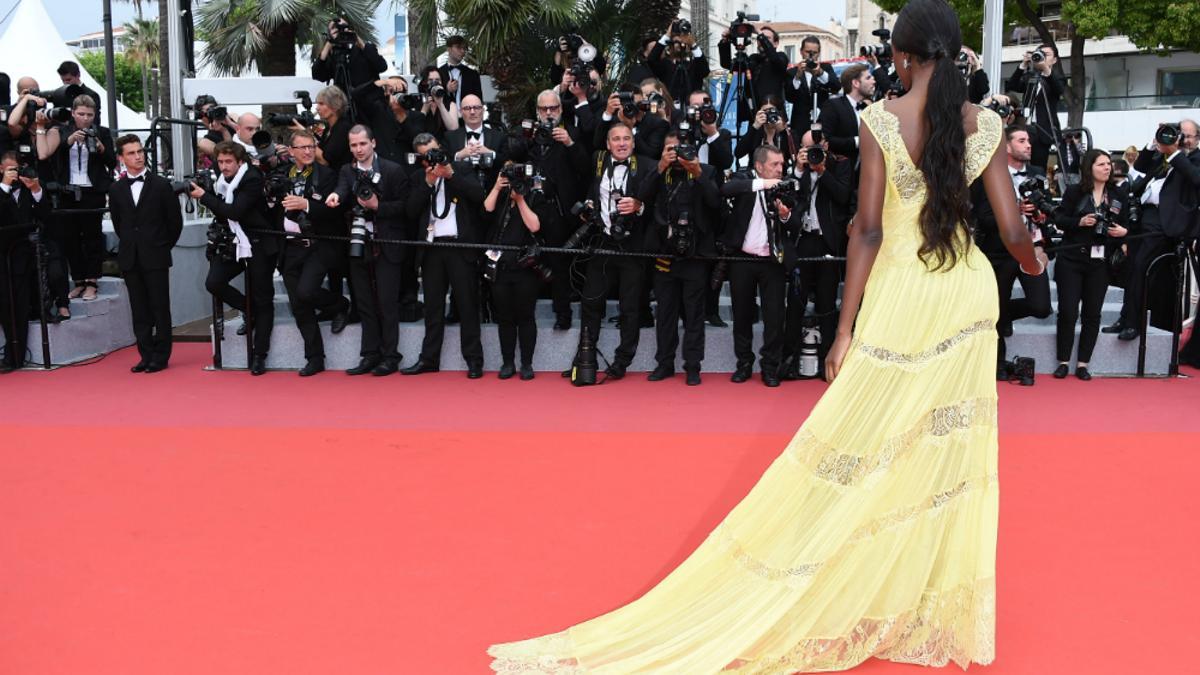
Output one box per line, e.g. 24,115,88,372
126,175,145,183
612,160,629,168
466,131,481,141
855,101,868,111
1012,170,1027,177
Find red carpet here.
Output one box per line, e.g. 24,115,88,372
2,345,1198,675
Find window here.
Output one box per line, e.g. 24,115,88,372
1159,69,1200,106
785,45,795,62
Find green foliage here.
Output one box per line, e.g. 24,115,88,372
79,51,148,113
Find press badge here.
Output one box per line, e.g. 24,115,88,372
485,249,501,262
1090,245,1105,259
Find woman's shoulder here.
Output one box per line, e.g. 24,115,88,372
964,104,1002,137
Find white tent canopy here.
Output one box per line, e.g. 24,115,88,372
0,0,150,131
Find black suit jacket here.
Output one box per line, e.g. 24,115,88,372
969,165,1048,259
506,126,590,222
794,156,854,255
593,113,670,162
642,163,722,258
109,174,184,272
1052,182,1130,260
648,42,711,104
50,123,117,191
717,40,789,116
312,42,388,93
1,183,52,274
784,66,835,136
444,125,508,185
818,96,863,166
438,63,483,105
405,161,486,259
1132,147,1200,238
719,170,798,267
334,155,411,262
585,153,657,251
199,166,277,257
696,128,734,173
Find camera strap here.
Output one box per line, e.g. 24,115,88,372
430,178,453,221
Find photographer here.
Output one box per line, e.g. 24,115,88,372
595,85,670,160
573,123,655,379
325,125,410,376
438,35,483,108
195,95,236,161
718,22,789,117
640,130,721,385
720,145,796,387
1006,44,1066,170
555,67,605,154
107,136,182,373
784,37,835,141
353,76,429,166
969,124,1052,376
818,64,875,168
401,133,485,378
191,141,277,376
446,94,506,184
625,38,659,88
0,152,51,372
1108,120,1200,341
271,129,351,377
648,18,711,105
981,94,1018,126
735,97,797,170
312,85,352,172
508,89,590,330
312,17,387,110
1051,149,1128,380
34,94,116,303
416,66,461,139
7,77,49,146
957,47,990,104
682,90,733,172
52,62,101,118
483,164,557,380
782,130,852,380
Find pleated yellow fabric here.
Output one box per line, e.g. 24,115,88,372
488,103,1005,674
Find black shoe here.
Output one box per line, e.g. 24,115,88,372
249,355,267,376
0,363,13,374
372,359,400,376
639,314,655,328
401,360,440,375
1118,327,1138,341
520,364,535,380
604,363,626,379
1075,366,1092,381
731,364,752,383
330,302,350,334
145,362,168,373
1000,321,1013,338
498,362,516,379
996,363,1010,382
647,363,675,381
299,358,325,377
553,314,572,331
346,357,380,376
1053,363,1069,379
762,372,781,387
1101,320,1126,334
131,360,149,373
237,320,249,336
705,313,727,328
685,369,701,386
467,362,484,379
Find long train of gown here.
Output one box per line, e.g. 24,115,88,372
488,103,1005,673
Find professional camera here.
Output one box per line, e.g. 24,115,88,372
729,11,761,50
408,147,451,167
265,171,312,232
351,168,380,202
15,143,38,179
171,168,217,195
418,78,447,101
1001,356,1036,386
764,178,800,210
45,106,72,125
1156,123,1182,146
1092,200,1123,238
956,51,971,77
199,104,228,123
205,221,238,262
607,188,633,241
557,27,598,65
466,151,496,170
616,91,640,118
986,99,1013,119
567,59,595,89
521,118,557,146
672,18,692,35
268,110,317,128
348,207,370,258
686,103,719,126
668,210,696,257
672,143,697,162
395,92,426,111
500,163,537,196
1029,49,1045,65
516,244,553,283
1017,176,1056,216
859,28,893,62
564,200,598,249
329,17,357,48
763,106,783,126
803,146,826,166
78,127,99,154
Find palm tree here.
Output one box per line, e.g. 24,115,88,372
122,18,159,117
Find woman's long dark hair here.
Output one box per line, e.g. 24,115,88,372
891,0,971,271
1078,149,1112,195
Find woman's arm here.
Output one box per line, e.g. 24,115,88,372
514,194,541,233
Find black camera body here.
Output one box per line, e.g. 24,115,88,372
564,199,599,249
672,18,692,35
1092,200,1122,238
1002,356,1036,386
765,178,800,210
329,17,357,48
265,170,312,232
523,118,557,145
763,106,783,126
987,99,1013,119
687,103,718,126
352,168,379,202
1030,49,1045,65
516,244,552,283
607,188,633,241
171,168,218,196
668,210,695,257
1156,123,1182,146
268,110,318,128
205,220,238,262
200,104,228,123
1018,177,1056,216
859,28,893,62
804,146,826,166
500,163,537,195
673,143,698,162
617,91,640,118
408,147,451,167
395,92,426,111
419,79,447,101
729,11,760,50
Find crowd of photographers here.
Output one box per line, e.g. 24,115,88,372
2,19,1199,379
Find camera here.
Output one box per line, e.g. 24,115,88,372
268,110,317,128
522,118,557,145
1092,200,1122,237
1017,176,1056,216
249,130,283,169
1001,356,1036,385
408,147,451,167
329,17,357,48
804,146,826,166
516,244,553,283
500,163,537,196
805,58,820,71
687,103,718,126
200,104,228,123
352,168,380,202
763,106,783,126
418,78,447,101
672,143,697,162
170,168,217,195
617,91,640,118
567,59,595,89
77,127,99,154
205,221,238,262
15,143,38,180
557,27,598,65
46,106,72,125
764,178,800,210
986,99,1013,119
564,200,598,249
395,92,426,111
859,28,893,62
1156,123,1182,146
957,51,970,77
729,11,760,50
607,188,633,241
348,207,370,258
265,171,311,232
672,18,692,35
1029,49,1045,65
668,210,696,257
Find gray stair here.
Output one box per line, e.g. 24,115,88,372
17,278,135,368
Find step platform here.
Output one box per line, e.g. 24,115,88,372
13,278,135,369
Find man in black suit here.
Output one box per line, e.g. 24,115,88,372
439,35,483,109
641,130,721,385
1109,120,1200,340
402,133,486,378
1006,44,1067,171
53,61,102,120
718,24,789,120
647,19,711,105
573,123,655,379
445,94,507,185
785,37,835,141
312,18,388,118
108,136,183,373
33,94,116,302
325,124,411,376
0,153,51,372
680,89,734,327
818,64,875,169
720,145,796,387
782,132,852,380
625,38,659,88
594,86,670,160
192,141,277,375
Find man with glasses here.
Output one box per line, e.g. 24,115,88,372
446,94,506,184
272,129,351,376
784,37,834,142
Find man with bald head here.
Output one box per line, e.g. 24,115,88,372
444,94,506,182
233,113,262,152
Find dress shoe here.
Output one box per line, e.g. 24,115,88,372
996,363,1010,382
519,364,535,380
705,313,727,328
467,363,484,379
330,301,350,334
762,372,781,387
1000,321,1013,338
401,360,440,375
371,359,400,376
145,362,168,373
730,364,752,383
249,355,267,376
1118,327,1138,341
131,360,149,373
553,314,572,331
1053,363,1069,379
237,321,249,336
1101,320,1126,334
498,362,516,380
685,369,701,386
346,357,381,376
604,363,627,379
647,363,675,381
1075,366,1092,381
0,362,15,374
299,358,326,377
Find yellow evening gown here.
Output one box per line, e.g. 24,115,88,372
489,103,1004,673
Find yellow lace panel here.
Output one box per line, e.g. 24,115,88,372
855,319,995,369
966,108,1003,182
488,631,585,674
786,395,998,486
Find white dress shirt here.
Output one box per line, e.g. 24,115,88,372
741,177,771,256
600,162,631,235
68,140,92,187
427,177,460,240
127,169,147,205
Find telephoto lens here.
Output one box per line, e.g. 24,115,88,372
348,210,370,258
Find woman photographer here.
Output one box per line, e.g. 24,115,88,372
482,165,557,380
312,85,352,171
1051,148,1128,380
638,78,680,125
416,66,461,138
735,95,797,170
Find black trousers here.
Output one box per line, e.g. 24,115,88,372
548,253,574,320
124,265,172,366
418,247,483,365
1,246,31,368
580,255,644,366
993,255,1052,362
1054,254,1109,363
283,240,347,360
784,234,839,364
653,262,706,369
55,189,107,283
349,248,401,361
492,268,540,366
206,254,275,357
1119,215,1174,330
729,258,786,373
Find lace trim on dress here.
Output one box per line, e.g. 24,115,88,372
855,319,995,369
785,395,997,486
488,631,585,674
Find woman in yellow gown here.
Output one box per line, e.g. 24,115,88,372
488,1,1046,671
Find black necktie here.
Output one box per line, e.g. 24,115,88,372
856,101,868,111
